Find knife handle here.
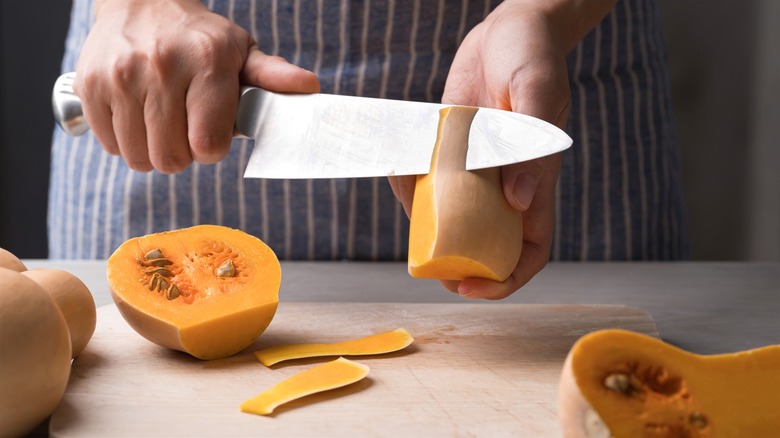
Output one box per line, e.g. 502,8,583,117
52,72,89,137
52,72,251,139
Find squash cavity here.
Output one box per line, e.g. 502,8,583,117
558,329,780,438
107,225,281,360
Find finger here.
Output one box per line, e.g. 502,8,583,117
387,175,417,217
112,91,153,172
456,238,549,300
502,159,545,212
145,84,193,173
241,46,320,93
439,279,461,294
508,59,570,129
185,71,236,165
75,75,120,155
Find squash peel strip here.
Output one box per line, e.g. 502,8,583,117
254,328,414,366
240,357,369,416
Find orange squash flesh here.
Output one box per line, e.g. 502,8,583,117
558,329,780,438
254,328,414,366
408,106,523,282
107,225,281,360
241,357,370,415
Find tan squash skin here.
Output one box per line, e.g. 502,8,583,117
0,268,72,438
408,107,523,282
107,225,281,360
558,329,780,438
21,268,96,358
0,247,27,272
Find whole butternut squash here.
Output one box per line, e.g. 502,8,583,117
408,106,523,282
0,246,27,272
558,329,780,437
21,268,96,358
107,225,281,360
0,268,72,438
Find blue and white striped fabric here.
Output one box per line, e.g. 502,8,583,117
48,0,689,261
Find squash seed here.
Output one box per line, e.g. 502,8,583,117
141,258,173,267
146,268,173,277
166,284,181,300
149,274,160,291
216,259,236,277
144,248,164,260
157,277,169,292
604,373,642,396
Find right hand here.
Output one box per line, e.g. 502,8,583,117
75,0,320,173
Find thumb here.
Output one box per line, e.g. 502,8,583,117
502,160,544,212
240,46,320,93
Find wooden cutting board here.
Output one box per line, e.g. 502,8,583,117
50,302,657,437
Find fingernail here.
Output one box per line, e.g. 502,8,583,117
512,172,538,210
458,285,479,299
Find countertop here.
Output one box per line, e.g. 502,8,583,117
24,260,780,354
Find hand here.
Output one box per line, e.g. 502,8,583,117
390,0,615,299
75,0,319,173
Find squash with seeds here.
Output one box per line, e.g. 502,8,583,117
558,329,780,437
107,225,281,360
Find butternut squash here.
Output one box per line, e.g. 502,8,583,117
107,225,281,360
21,268,96,358
408,106,523,282
0,267,72,438
241,357,369,416
0,246,27,272
254,328,414,366
558,329,780,438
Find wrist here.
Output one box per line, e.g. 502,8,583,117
501,0,618,53
94,0,206,19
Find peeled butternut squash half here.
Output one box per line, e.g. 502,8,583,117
408,106,523,282
107,225,281,360
558,329,780,438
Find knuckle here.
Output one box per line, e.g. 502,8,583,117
146,40,178,73
186,25,245,71
109,53,147,92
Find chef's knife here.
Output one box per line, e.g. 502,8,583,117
52,72,572,178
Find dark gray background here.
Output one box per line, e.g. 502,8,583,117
1,0,778,260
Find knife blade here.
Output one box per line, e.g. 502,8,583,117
53,72,572,178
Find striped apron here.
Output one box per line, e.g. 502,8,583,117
49,0,690,261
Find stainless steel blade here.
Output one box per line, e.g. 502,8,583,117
237,88,445,179
467,108,572,170
237,88,572,179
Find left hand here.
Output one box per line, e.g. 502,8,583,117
390,0,605,299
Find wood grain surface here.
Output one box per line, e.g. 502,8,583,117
50,302,658,437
